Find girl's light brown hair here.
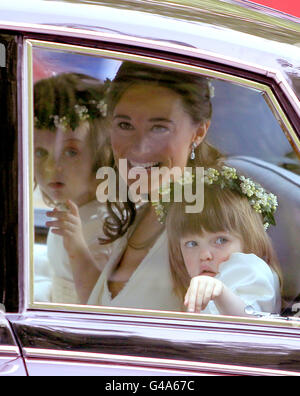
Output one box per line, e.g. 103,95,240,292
34,73,113,207
166,184,282,301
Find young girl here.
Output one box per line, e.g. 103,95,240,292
165,165,282,316
34,73,113,304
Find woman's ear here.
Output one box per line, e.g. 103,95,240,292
194,120,210,146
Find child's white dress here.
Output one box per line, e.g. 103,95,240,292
34,200,111,304
201,252,281,315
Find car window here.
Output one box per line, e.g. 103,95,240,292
29,41,300,321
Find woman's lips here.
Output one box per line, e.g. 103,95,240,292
128,160,161,172
127,160,162,179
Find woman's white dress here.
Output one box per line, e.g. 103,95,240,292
88,230,182,311
88,241,281,315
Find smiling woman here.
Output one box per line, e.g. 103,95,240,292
103,61,220,242
86,61,223,309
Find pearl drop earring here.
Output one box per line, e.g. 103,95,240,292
190,142,197,160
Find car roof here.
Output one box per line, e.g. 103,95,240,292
1,0,300,99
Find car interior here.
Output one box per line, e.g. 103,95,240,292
32,45,300,318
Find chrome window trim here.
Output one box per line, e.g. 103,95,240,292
0,346,20,357
23,348,300,376
24,39,300,329
22,38,34,314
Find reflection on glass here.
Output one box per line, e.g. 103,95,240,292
34,71,113,304
32,45,300,319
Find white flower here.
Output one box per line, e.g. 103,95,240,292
177,170,193,185
74,104,89,121
97,100,108,117
159,185,171,196
152,202,166,224
50,115,68,130
208,81,215,99
221,166,238,180
240,178,256,197
254,187,265,199
204,168,219,184
268,193,278,208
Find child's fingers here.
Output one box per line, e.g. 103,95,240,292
65,200,80,217
46,219,77,232
201,281,215,310
184,288,190,307
46,201,80,219
46,211,80,226
187,278,202,313
186,277,223,313
211,281,223,300
194,280,209,312
50,228,75,238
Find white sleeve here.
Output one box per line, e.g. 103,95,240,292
34,243,54,302
216,252,281,314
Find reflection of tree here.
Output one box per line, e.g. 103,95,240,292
55,0,300,45
207,80,293,165
277,59,300,101
280,151,300,175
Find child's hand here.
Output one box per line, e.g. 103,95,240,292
184,276,224,313
46,200,87,257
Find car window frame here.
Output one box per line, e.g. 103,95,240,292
23,37,300,331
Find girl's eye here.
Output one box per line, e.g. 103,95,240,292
64,148,79,158
185,240,198,248
215,237,228,245
151,125,169,133
35,148,48,158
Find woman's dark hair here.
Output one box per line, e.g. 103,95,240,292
101,62,223,243
107,61,212,124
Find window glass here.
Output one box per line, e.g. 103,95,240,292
30,44,300,320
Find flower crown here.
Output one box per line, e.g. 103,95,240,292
34,78,111,131
34,99,108,131
152,165,278,230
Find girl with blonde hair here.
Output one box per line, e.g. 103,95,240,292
165,166,282,316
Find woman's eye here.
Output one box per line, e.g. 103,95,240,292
64,148,79,158
185,240,198,248
35,148,48,158
151,125,169,133
215,237,228,245
117,122,134,131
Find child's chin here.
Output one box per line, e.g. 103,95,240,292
201,271,217,278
